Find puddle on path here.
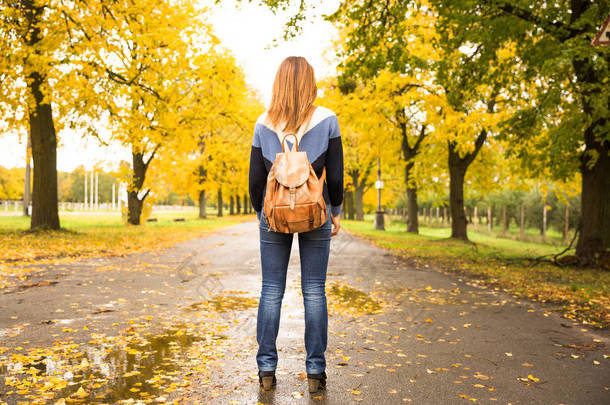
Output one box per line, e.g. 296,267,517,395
185,293,259,313
327,282,384,316
0,323,220,404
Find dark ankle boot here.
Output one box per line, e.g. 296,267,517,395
258,370,276,391
307,371,327,393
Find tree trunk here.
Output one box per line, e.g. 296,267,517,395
217,189,223,217
400,124,426,233
576,126,610,264
405,161,419,233
570,0,610,265
502,206,508,235
236,194,241,214
563,203,569,243
487,206,492,233
29,86,60,230
127,189,143,225
25,2,60,230
345,190,355,220
198,190,206,219
354,183,365,221
542,204,547,242
127,150,152,226
229,195,235,215
406,186,419,233
197,163,207,219
447,129,487,241
520,205,525,239
243,193,249,214
448,157,468,240
348,168,372,222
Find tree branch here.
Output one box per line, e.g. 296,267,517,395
361,159,376,185
485,0,583,41
463,129,488,166
412,124,427,152
140,188,151,202
144,143,161,168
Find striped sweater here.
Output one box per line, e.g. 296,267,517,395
248,105,344,219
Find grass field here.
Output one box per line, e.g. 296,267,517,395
343,217,609,329
0,211,253,265
403,215,570,246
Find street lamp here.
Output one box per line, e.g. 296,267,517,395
374,156,385,230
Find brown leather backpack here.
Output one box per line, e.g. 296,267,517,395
263,132,328,233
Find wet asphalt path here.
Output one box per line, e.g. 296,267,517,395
1,220,608,404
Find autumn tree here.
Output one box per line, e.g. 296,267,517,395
427,0,609,263
157,50,262,220
320,7,446,230
372,70,441,233
0,0,66,229
319,80,377,220
77,0,219,225
0,166,25,200
327,1,513,239
0,0,214,228
319,75,405,221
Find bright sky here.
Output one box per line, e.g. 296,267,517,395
0,0,340,172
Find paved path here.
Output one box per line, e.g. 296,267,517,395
1,220,608,404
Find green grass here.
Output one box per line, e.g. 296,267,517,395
0,208,221,231
396,212,570,246
359,217,569,259
343,217,609,328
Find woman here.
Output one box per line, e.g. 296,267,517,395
248,56,344,394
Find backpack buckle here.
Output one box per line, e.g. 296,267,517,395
289,186,297,210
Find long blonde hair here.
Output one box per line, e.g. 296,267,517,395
267,56,317,134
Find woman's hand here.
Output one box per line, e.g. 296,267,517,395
331,214,341,237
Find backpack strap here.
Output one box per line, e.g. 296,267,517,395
281,134,299,152
279,106,317,152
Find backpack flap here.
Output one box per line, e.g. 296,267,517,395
273,151,310,189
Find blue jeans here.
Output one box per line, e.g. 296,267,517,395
256,210,332,374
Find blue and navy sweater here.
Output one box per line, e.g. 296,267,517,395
248,105,344,219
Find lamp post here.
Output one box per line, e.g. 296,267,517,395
374,156,385,230
84,170,88,210
90,170,94,211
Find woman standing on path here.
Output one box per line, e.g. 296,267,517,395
248,56,344,394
